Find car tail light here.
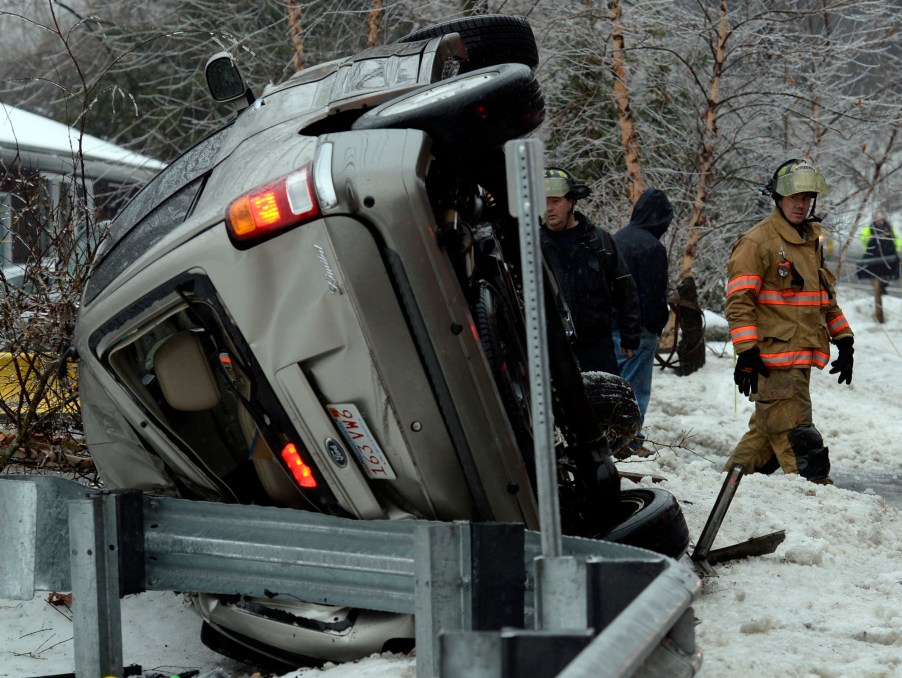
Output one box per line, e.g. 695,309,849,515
226,165,320,243
280,442,318,488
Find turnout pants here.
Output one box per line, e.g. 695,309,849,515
723,367,812,475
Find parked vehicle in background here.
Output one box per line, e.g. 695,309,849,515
72,15,689,672
0,101,161,426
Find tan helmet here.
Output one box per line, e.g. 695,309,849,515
767,158,829,198
544,167,591,200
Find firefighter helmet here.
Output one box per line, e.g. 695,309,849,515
766,158,829,198
544,167,591,201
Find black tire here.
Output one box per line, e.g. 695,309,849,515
601,487,690,559
397,14,539,72
472,279,534,477
200,620,316,673
351,63,544,157
582,371,641,451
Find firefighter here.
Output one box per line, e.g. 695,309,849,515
723,158,854,484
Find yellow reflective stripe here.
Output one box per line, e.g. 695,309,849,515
828,315,850,335
726,275,762,296
730,325,758,344
761,349,829,369
757,289,828,306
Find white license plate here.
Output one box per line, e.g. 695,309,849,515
327,403,396,480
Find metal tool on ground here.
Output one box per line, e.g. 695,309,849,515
690,463,786,577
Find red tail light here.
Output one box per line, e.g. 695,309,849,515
280,442,318,488
226,165,319,243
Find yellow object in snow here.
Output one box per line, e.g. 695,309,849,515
0,352,78,413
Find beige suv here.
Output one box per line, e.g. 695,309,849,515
73,15,687,671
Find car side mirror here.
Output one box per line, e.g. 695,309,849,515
205,52,255,105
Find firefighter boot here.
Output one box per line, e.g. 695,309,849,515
788,425,832,484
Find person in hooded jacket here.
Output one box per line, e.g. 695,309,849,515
541,167,642,375
611,188,674,450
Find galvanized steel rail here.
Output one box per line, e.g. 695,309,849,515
142,495,420,615
0,475,701,677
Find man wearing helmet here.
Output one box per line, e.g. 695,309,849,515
723,158,854,484
541,167,642,375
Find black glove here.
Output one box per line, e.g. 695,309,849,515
829,337,854,385
734,347,770,396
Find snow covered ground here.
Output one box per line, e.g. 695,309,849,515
2,284,901,678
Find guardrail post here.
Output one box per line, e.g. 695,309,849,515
557,559,701,677
69,492,124,678
415,522,524,678
534,556,588,631
504,138,561,561
440,627,593,678
585,559,667,631
0,475,99,599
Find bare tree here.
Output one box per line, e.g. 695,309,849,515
287,0,307,71
367,0,385,48
0,0,898,379
539,0,901,314
0,3,146,474
608,0,644,204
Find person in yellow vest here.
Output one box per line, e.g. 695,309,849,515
856,211,900,294
722,158,854,484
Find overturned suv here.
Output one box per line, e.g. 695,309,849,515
73,15,689,671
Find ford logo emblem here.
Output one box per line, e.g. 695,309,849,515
325,438,348,468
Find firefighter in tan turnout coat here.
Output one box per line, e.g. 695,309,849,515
723,158,854,483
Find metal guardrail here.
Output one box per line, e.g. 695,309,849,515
1,475,701,678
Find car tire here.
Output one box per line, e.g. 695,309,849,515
602,487,690,559
200,620,314,673
397,14,539,72
582,371,641,453
472,279,534,477
351,63,544,157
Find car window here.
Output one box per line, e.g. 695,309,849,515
82,126,233,306
0,265,59,296
83,176,205,305
107,302,251,485
1,269,26,290
100,124,231,255
85,124,231,302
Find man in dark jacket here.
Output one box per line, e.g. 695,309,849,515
611,189,674,447
541,167,642,375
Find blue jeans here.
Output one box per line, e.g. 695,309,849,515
612,330,658,429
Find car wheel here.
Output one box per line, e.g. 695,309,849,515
582,371,641,453
601,487,690,559
351,63,544,157
472,279,534,478
397,14,539,72
200,620,315,673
